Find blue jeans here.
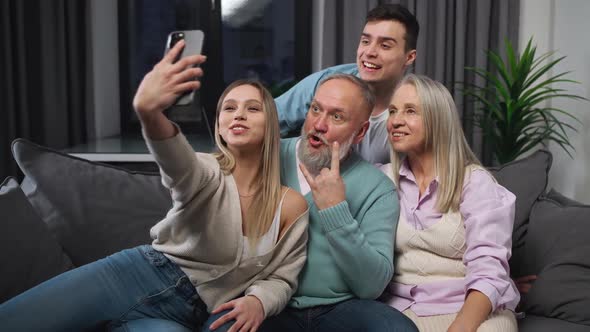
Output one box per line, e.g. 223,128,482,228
201,309,236,332
257,299,418,332
0,245,208,331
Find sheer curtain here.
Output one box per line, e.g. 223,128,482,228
0,0,92,179
311,0,520,165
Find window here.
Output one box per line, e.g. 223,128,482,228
117,0,310,136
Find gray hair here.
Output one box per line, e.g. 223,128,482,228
389,74,481,213
318,73,375,118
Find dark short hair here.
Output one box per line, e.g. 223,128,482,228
365,4,419,51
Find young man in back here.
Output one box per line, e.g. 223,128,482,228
276,4,419,164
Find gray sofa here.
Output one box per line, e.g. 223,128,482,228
2,138,589,332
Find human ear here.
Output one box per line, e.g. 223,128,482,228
405,49,417,66
353,120,370,144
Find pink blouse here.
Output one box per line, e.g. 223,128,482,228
379,161,520,316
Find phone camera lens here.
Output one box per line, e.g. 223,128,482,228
170,32,185,48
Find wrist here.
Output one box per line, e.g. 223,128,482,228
452,314,478,332
139,113,177,140
318,201,355,232
316,192,346,210
246,295,262,305
316,199,344,210
136,107,162,121
246,295,265,315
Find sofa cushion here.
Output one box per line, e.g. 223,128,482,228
0,177,74,303
11,139,172,266
519,314,590,332
546,188,584,206
488,149,552,277
519,193,590,326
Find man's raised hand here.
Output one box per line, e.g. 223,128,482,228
299,142,346,210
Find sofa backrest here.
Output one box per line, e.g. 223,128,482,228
0,176,73,303
12,138,172,266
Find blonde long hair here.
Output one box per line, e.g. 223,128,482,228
390,74,480,213
213,79,281,242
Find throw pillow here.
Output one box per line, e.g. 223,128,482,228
11,139,172,266
520,193,590,326
0,177,73,303
488,149,552,277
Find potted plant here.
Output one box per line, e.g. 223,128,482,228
463,37,587,164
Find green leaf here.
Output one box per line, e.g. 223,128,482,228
527,93,587,108
506,38,520,78
523,56,568,91
488,50,512,87
465,66,511,102
463,90,506,121
539,107,583,126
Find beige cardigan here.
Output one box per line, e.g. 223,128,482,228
145,132,309,317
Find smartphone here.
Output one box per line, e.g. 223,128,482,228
164,30,205,105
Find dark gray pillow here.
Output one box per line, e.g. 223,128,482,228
11,139,172,266
520,194,590,326
0,177,74,303
519,314,590,332
488,150,552,277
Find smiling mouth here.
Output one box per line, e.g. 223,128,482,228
362,61,381,70
230,125,249,134
390,132,408,141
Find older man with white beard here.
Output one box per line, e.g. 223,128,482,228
258,74,417,332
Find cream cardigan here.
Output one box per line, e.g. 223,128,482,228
145,132,309,317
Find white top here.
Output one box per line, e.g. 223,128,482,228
294,140,312,196
353,109,390,165
242,189,290,258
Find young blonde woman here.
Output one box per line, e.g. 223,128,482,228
0,40,309,332
379,74,519,332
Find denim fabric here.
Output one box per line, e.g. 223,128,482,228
201,309,236,332
112,318,194,332
0,245,207,332
258,299,419,332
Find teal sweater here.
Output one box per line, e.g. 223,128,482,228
280,138,400,308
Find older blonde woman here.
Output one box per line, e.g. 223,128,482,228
380,74,519,332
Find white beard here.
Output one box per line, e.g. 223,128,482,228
297,127,356,176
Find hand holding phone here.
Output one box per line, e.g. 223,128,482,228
165,30,205,105
133,32,205,118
